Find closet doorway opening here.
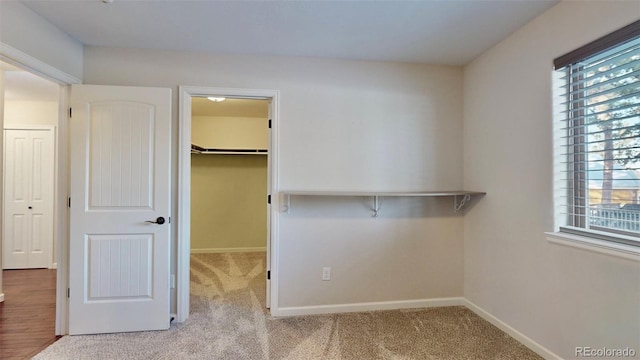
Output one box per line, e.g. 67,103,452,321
178,87,279,322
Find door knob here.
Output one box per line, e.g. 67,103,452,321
146,217,166,225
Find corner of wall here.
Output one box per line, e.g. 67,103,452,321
0,1,83,81
463,299,561,359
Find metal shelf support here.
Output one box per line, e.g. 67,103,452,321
282,193,291,213
454,194,472,212
372,196,381,218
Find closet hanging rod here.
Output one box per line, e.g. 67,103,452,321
191,144,267,154
193,95,271,100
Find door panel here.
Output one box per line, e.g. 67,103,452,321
28,130,54,267
87,234,152,300
31,214,44,253
69,85,171,335
3,131,29,268
7,214,27,267
88,102,153,209
2,129,54,269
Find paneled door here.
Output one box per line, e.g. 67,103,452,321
2,128,54,269
69,85,171,335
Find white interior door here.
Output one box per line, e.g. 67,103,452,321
3,128,54,269
69,85,172,335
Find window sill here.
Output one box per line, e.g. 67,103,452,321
545,231,640,262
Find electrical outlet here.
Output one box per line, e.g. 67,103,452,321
322,267,331,281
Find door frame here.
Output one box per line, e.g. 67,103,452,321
177,86,280,322
3,124,56,269
1,42,81,335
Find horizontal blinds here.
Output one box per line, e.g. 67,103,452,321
555,32,640,237
554,20,640,69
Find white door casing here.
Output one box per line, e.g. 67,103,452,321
266,100,272,309
177,86,279,322
2,127,54,269
69,85,171,335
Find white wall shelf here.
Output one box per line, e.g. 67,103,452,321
280,190,486,216
191,144,267,155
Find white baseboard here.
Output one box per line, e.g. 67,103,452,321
191,247,266,254
274,297,560,359
463,299,561,360
272,297,465,317
0,293,4,302
50,262,57,269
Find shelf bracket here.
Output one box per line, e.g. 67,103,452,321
372,196,382,218
281,193,291,213
454,194,472,212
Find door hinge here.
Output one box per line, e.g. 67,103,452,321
168,217,171,224
268,119,272,128
67,288,70,298
68,197,71,208
267,270,271,280
69,108,72,118
267,195,271,204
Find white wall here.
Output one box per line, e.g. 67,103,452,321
463,2,640,359
0,2,83,81
83,47,465,311
4,101,58,126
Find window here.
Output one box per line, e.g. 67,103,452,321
554,20,640,246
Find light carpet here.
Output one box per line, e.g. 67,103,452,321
34,252,541,359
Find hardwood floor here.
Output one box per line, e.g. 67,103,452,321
0,269,60,360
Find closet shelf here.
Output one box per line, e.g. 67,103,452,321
280,190,486,216
191,144,267,155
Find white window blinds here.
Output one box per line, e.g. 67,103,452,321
554,22,640,244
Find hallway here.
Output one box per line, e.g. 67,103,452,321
0,269,59,359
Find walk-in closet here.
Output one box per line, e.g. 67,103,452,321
190,97,269,253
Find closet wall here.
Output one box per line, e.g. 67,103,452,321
192,116,268,151
191,155,267,252
191,105,269,253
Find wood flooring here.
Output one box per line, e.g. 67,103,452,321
0,269,60,360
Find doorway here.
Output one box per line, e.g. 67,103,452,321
177,87,280,322
190,96,269,318
1,62,59,266
190,97,269,254
0,60,60,355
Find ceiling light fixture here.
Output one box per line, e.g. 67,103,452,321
207,97,226,102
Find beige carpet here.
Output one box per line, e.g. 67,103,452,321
34,252,541,359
